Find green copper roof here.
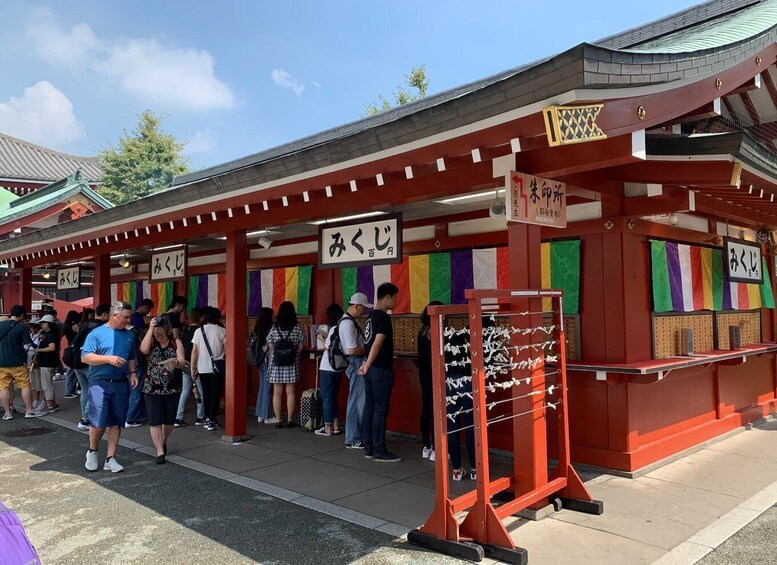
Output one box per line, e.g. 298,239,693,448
0,190,18,207
625,0,777,53
0,170,112,224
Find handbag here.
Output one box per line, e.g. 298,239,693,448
200,327,226,375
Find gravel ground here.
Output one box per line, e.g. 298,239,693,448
697,504,777,565
0,415,467,564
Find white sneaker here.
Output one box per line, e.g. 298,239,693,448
85,450,98,472
24,411,39,419
2,412,12,421
103,457,124,473
32,400,40,410
452,467,464,481
264,417,278,424
33,406,48,417
256,416,264,423
429,450,436,462
422,446,432,459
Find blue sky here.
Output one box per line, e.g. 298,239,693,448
0,0,702,171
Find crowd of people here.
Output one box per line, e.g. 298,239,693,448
1,282,477,481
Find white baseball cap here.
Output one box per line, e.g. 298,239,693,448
348,292,373,308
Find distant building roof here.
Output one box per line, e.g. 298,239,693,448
0,132,101,183
0,170,112,230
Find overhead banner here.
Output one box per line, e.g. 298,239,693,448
724,236,763,284
341,241,581,314
506,171,567,228
149,247,187,282
650,240,774,312
318,213,402,269
57,266,81,290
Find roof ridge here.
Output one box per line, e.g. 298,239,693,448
594,0,763,50
0,131,98,163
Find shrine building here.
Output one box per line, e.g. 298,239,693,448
1,0,776,474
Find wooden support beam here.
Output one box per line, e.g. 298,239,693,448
623,188,694,216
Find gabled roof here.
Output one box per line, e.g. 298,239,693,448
173,0,776,188
0,170,112,227
0,132,101,183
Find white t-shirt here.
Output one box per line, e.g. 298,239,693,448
319,326,335,371
338,314,363,356
191,324,227,374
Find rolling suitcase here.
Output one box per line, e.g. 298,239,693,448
300,359,323,431
0,501,41,565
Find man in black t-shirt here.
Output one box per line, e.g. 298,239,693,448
0,305,39,420
358,282,401,462
161,296,188,341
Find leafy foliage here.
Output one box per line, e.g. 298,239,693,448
97,110,190,205
364,65,429,116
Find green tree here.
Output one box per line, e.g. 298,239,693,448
364,65,429,116
97,110,190,205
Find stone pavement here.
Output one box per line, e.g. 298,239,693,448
3,383,777,564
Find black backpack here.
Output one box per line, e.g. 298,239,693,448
328,315,361,371
272,327,296,366
247,334,267,366
63,320,101,370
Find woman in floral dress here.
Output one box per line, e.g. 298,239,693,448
140,316,185,464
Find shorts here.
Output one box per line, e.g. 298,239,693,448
88,379,130,429
146,393,181,426
0,366,30,389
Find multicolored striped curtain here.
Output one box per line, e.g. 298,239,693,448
188,265,312,315
342,242,581,314
650,240,775,312
110,281,174,316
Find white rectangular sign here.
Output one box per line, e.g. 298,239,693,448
318,214,403,269
56,266,81,290
149,248,186,282
724,237,762,284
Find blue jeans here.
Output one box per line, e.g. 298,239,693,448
344,356,365,445
446,373,475,469
319,369,342,425
177,370,205,421
75,368,89,420
254,361,272,419
64,367,78,396
125,367,147,423
362,366,394,456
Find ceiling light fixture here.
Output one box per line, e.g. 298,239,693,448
151,244,185,252
308,211,387,226
437,189,505,205
119,254,131,269
258,236,273,250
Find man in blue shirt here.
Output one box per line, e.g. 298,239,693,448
81,301,138,473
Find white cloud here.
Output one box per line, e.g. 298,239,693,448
271,69,305,96
0,81,85,148
184,129,217,154
26,7,100,68
24,9,234,112
96,39,235,111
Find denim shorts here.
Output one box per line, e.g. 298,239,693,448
88,379,130,429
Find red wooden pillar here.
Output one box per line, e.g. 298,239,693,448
224,229,248,441
19,267,32,312
93,254,111,306
507,222,548,494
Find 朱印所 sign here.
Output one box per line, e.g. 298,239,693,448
57,266,81,290
724,236,762,284
318,213,402,269
506,171,567,228
149,248,187,282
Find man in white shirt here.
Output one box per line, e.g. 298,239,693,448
340,293,370,449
